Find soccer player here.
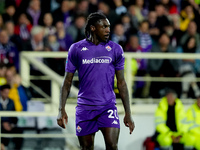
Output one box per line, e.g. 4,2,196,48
57,12,135,150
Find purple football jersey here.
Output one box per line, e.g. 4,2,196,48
65,39,124,109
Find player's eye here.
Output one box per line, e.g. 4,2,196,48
103,25,110,29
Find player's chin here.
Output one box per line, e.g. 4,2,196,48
103,37,109,42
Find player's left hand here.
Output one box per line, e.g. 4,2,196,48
124,113,135,134
57,109,68,129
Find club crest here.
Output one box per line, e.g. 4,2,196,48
105,45,112,51
77,125,82,132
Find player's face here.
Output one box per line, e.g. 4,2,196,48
94,19,110,42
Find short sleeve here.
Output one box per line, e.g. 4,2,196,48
114,44,125,70
65,44,77,73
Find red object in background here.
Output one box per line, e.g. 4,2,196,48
15,0,22,7
143,137,156,150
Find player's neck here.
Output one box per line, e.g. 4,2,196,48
88,35,102,45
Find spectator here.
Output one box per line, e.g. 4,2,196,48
6,64,30,111
160,0,180,32
5,21,22,51
171,11,180,30
6,65,23,111
56,21,73,51
29,26,51,96
14,13,33,51
26,0,45,26
0,29,19,71
180,4,195,32
15,0,51,14
52,0,76,28
184,96,200,150
155,2,171,33
111,23,126,48
187,0,200,33
97,1,120,30
30,25,45,51
148,33,180,98
14,74,30,111
42,13,56,37
134,0,148,22
121,13,136,38
0,84,23,150
124,35,140,80
29,25,45,75
125,35,141,52
44,33,60,52
113,0,127,15
125,35,150,98
188,0,200,14
154,88,187,150
177,36,200,99
148,11,160,41
127,5,139,33
179,21,200,48
2,4,17,23
67,14,86,42
161,0,179,15
75,0,89,16
0,63,7,86
44,32,66,75
137,20,152,51
44,20,70,75
162,21,182,48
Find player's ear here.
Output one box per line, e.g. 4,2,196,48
90,25,95,32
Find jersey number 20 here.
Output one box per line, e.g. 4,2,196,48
107,109,119,119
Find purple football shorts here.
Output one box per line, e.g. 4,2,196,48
75,104,120,136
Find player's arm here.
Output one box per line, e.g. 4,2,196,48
115,69,135,134
57,72,74,129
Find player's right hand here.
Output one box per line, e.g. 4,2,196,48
57,109,68,129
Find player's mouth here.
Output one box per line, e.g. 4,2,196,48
104,34,110,39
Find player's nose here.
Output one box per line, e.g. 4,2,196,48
106,27,110,33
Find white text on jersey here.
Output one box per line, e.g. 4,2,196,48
82,56,112,64
81,47,88,51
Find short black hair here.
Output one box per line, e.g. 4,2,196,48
85,12,107,40
0,84,11,91
165,88,176,95
139,20,149,27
